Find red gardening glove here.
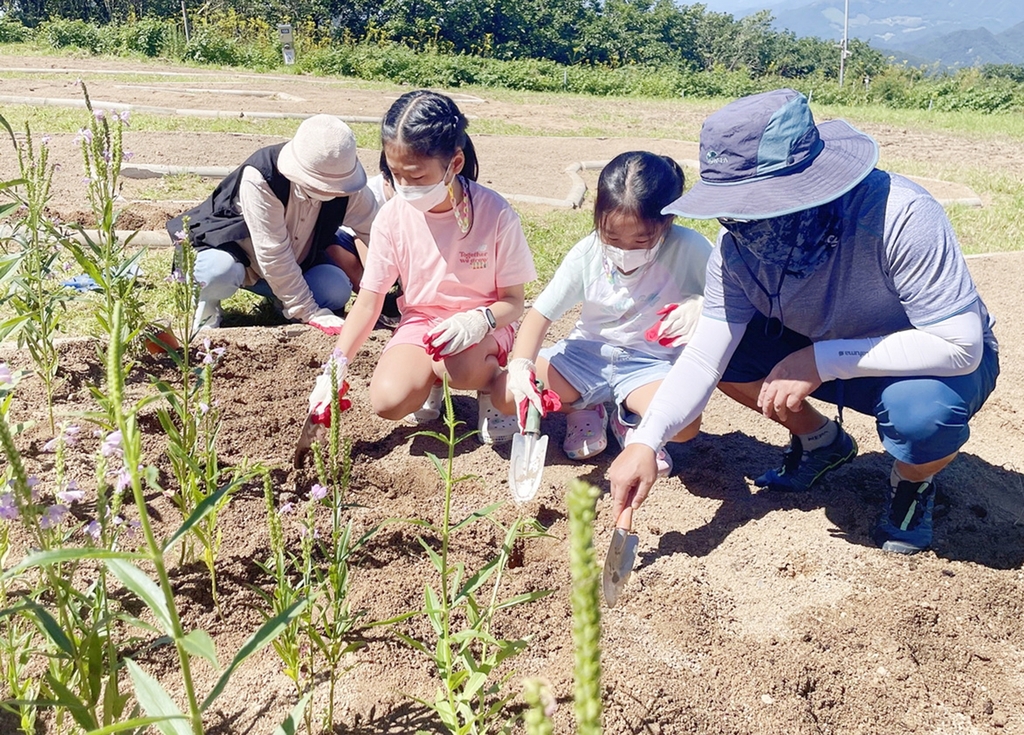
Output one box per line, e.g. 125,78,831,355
644,297,704,348
310,380,351,427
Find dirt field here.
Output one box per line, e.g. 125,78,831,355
2,56,1023,735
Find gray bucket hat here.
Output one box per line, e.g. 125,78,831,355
277,114,367,196
663,88,879,220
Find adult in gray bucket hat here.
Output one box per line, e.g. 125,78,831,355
168,114,377,333
609,88,999,555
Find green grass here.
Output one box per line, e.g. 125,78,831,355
135,172,210,202
0,104,381,147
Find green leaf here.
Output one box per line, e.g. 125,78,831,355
416,536,444,574
1,547,143,582
424,585,444,637
271,692,312,735
0,313,31,342
105,559,174,636
451,502,504,532
201,598,307,711
124,659,192,735
0,112,15,147
392,630,429,656
29,604,75,658
163,477,238,553
452,556,499,605
495,589,554,610
84,715,191,735
463,671,489,699
181,629,220,670
43,673,97,731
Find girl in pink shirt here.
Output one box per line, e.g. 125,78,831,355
307,90,536,444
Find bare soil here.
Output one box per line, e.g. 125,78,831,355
2,56,1023,735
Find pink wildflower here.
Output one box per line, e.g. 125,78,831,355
57,481,84,505
39,504,69,530
0,492,17,521
101,430,123,458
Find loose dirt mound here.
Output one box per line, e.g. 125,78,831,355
4,249,1023,734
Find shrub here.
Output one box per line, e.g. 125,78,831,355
119,17,168,57
41,18,101,53
0,19,30,43
181,27,240,66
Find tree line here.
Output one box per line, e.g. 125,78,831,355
2,0,888,82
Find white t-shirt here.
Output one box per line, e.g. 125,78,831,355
532,224,712,359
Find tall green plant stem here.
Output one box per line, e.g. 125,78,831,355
105,302,204,735
566,480,602,735
438,380,457,715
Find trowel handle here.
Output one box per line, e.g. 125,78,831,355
614,506,633,532
524,379,544,435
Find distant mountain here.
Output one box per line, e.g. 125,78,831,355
728,0,1024,67
894,21,1024,67
768,0,1024,47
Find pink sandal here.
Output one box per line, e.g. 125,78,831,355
563,404,608,460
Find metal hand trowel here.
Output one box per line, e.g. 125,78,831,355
293,413,321,469
508,381,548,504
603,507,639,607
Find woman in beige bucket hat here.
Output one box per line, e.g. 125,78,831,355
167,114,376,333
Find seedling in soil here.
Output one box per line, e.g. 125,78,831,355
1,304,306,735
390,377,553,734
0,114,71,434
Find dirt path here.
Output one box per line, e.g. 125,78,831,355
1,56,1023,735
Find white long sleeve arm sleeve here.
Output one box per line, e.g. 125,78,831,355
814,302,984,381
629,317,748,451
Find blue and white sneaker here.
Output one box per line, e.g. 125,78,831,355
873,476,936,555
755,425,857,492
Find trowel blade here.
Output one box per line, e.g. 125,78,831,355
509,432,547,503
293,414,320,469
602,528,639,607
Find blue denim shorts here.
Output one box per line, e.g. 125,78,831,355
540,338,674,410
722,314,1001,465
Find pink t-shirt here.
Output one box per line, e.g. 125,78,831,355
361,180,537,322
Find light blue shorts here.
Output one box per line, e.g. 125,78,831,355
539,338,674,410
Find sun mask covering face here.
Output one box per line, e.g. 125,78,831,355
720,201,843,278
394,160,453,212
295,185,336,202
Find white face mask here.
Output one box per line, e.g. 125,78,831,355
603,235,663,273
394,162,453,212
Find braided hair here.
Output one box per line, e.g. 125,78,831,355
381,90,479,180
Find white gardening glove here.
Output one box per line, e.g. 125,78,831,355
645,296,704,348
309,308,345,336
423,309,491,359
507,358,543,430
308,350,349,424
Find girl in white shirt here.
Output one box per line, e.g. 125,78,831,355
494,151,713,475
